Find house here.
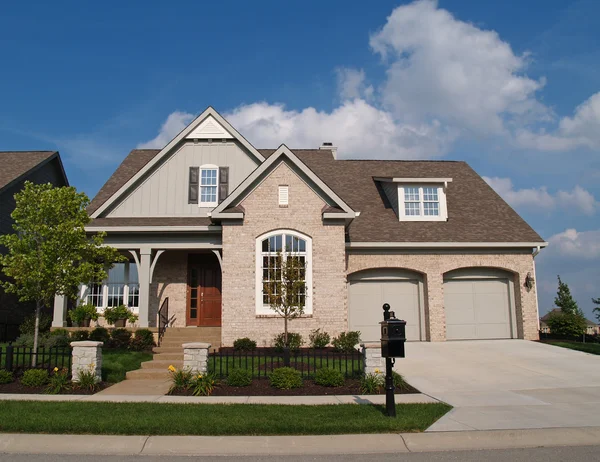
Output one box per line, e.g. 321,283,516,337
51,107,547,346
540,308,600,336
1,151,69,340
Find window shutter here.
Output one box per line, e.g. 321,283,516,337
219,166,229,203
188,167,199,204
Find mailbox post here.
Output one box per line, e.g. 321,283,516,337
380,303,406,417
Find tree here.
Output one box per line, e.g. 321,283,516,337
264,252,307,349
547,276,586,338
593,298,600,324
554,275,580,315
0,182,124,364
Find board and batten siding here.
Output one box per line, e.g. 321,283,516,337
107,141,260,217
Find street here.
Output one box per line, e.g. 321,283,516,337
1,446,598,461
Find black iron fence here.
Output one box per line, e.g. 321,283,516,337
208,348,364,380
0,344,72,372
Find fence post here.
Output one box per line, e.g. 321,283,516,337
183,343,211,374
361,342,384,375
71,341,103,382
6,343,14,372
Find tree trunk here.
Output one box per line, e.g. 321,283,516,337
32,300,42,367
284,316,288,347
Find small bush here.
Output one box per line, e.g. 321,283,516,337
360,372,384,394
309,328,330,349
0,370,13,384
70,330,90,341
273,333,304,353
43,334,70,349
314,368,345,387
227,368,252,387
168,366,193,394
332,331,361,353
546,311,587,338
269,367,303,390
74,365,99,392
67,303,99,325
14,333,51,348
21,369,49,387
130,329,155,351
51,328,70,338
110,328,132,349
392,371,410,391
46,367,70,394
89,327,110,343
191,372,217,396
103,305,138,326
233,337,257,352
19,313,52,336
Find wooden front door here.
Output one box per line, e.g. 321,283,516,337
187,254,222,326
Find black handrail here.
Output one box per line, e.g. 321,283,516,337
158,297,169,346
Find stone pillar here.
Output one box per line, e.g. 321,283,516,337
361,342,384,375
183,343,212,374
71,341,103,382
52,295,68,328
138,247,152,328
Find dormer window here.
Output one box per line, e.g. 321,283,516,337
402,186,440,217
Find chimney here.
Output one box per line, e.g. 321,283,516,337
319,141,337,159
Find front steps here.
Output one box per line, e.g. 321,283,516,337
125,327,221,380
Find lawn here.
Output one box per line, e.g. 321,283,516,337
545,341,600,356
0,401,451,435
102,349,153,382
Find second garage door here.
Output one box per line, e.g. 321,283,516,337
444,269,515,340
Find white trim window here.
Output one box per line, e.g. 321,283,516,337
398,185,447,221
255,230,312,315
81,262,140,313
199,164,219,207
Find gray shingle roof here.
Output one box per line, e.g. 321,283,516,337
0,151,58,192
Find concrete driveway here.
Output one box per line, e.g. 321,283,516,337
398,340,600,431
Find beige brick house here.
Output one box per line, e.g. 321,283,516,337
52,107,547,346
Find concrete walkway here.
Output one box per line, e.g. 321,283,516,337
95,380,170,396
1,427,599,456
398,340,600,432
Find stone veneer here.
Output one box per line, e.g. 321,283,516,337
71,341,103,382
183,342,211,373
221,161,348,347
346,250,539,341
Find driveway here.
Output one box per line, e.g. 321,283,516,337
398,340,600,431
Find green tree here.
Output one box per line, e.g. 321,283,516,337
593,298,600,324
0,182,124,364
547,276,586,338
554,275,580,315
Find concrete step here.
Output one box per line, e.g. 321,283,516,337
126,369,172,380
152,352,183,361
141,360,183,370
152,346,182,354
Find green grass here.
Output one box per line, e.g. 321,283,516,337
0,401,451,435
101,349,153,383
546,341,600,355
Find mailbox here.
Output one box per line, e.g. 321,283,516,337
380,304,406,358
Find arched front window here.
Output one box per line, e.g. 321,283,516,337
255,230,312,315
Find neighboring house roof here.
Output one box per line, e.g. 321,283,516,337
540,308,598,327
0,151,67,193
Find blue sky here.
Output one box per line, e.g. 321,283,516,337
1,0,599,320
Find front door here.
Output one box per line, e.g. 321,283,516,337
187,254,222,326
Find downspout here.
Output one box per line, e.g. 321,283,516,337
532,246,541,331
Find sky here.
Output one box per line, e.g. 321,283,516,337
1,0,598,320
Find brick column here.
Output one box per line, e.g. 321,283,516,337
183,342,211,374
361,342,384,375
426,273,446,341
71,341,103,382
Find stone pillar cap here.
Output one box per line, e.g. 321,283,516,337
182,342,212,349
70,341,104,347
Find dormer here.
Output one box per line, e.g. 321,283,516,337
376,177,452,222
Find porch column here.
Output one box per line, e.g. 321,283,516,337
52,294,68,328
138,247,152,328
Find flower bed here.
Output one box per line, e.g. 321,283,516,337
0,379,109,395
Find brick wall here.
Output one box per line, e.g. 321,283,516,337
221,162,347,347
150,250,188,328
346,251,539,341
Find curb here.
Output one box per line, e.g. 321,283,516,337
1,427,599,456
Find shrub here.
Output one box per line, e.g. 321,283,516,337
314,368,345,387
70,330,90,341
89,327,110,343
19,312,52,336
332,331,361,353
233,337,257,352
227,368,252,387
44,334,70,349
392,371,410,391
51,328,70,338
191,372,217,396
46,367,70,394
269,367,303,390
103,305,138,326
273,332,304,353
360,372,384,394
74,365,99,392
130,329,155,351
110,328,132,349
168,366,193,394
14,333,37,348
67,303,99,326
546,311,587,338
309,328,330,349
21,369,49,387
0,370,13,384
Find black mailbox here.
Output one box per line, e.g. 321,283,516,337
380,304,406,358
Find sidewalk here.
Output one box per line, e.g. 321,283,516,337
1,427,599,456
0,392,438,405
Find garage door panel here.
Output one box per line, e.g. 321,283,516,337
446,323,477,341
477,323,511,339
444,292,475,325
474,293,509,324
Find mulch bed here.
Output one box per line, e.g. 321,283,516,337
169,379,420,396
0,380,110,395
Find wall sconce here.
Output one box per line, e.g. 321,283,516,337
525,272,535,291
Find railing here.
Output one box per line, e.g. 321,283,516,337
0,344,72,372
158,297,169,346
208,347,364,380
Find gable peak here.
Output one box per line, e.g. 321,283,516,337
186,114,233,140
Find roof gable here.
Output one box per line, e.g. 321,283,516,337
0,151,68,194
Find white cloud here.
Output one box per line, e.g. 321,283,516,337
484,177,598,215
137,111,195,149
336,68,374,101
546,228,600,259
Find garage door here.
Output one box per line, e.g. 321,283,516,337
348,273,422,342
444,276,513,340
